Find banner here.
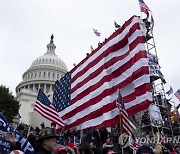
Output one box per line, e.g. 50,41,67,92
147,52,166,83
0,114,35,154
0,138,11,153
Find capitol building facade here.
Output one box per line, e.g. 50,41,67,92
16,35,68,127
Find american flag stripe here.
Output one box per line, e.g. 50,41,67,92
71,42,147,102
72,23,142,83
35,103,64,126
92,28,101,36
174,89,180,101
117,90,134,134
34,89,65,127
139,0,151,11
71,58,149,102
130,133,141,151
121,111,133,133
139,0,151,18
60,74,151,118
130,143,141,151
34,102,65,127
71,48,147,96
140,3,150,12
57,16,152,130
117,90,140,150
60,76,151,121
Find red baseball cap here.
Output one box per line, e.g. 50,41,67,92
56,147,67,154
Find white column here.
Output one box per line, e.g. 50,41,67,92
44,84,47,93
50,84,52,92
38,84,40,90
33,84,35,91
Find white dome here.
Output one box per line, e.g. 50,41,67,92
30,53,67,71
16,35,68,94
30,34,67,71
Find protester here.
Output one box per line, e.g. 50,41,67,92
174,145,180,154
154,142,162,154
27,133,37,148
164,143,177,154
136,144,154,154
35,127,57,154
55,146,67,154
90,140,101,154
77,142,93,154
54,145,75,154
102,137,117,153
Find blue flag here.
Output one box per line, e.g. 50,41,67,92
166,86,173,96
0,114,35,154
0,138,11,153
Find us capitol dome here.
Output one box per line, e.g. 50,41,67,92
16,35,68,127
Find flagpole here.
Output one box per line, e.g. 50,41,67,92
119,111,124,154
117,89,124,154
26,124,31,138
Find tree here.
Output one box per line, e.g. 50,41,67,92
0,85,20,122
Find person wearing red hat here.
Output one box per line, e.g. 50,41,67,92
10,150,25,154
55,147,67,154
77,142,93,154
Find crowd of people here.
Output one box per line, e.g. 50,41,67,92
0,122,179,154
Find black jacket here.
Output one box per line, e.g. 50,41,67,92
136,145,154,154
35,147,52,154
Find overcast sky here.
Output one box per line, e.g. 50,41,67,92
0,0,179,105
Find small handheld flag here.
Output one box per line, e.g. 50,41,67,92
166,86,173,96
116,90,136,134
114,21,121,28
92,28,101,36
174,89,180,101
139,0,151,18
90,45,94,51
34,89,65,128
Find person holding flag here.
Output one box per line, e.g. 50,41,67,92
0,114,35,153
116,90,140,153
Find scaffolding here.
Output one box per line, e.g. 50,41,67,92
133,18,180,143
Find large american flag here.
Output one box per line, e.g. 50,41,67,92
34,89,65,127
53,15,152,130
139,0,151,18
174,89,180,101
